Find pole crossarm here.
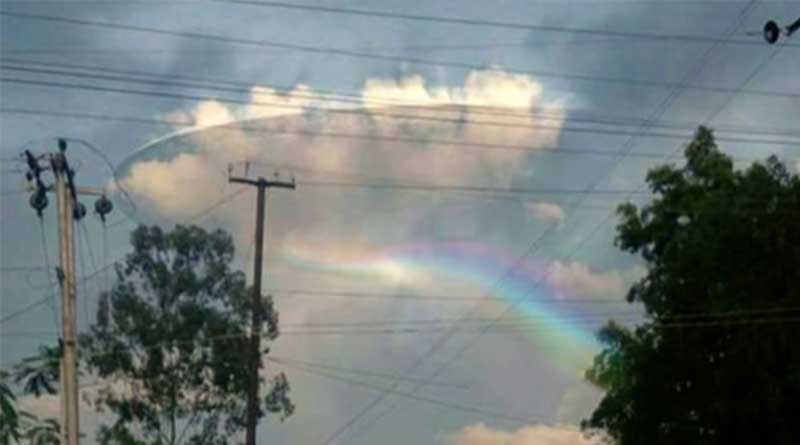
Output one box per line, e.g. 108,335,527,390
18,138,115,445
229,176,296,190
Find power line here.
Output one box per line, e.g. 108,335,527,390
6,58,800,139
334,6,752,428
0,37,640,55
0,296,50,324
329,8,792,440
278,305,800,329
37,218,61,331
2,11,797,95
296,179,651,197
5,69,800,148
267,356,470,390
317,218,560,444
0,266,50,272
6,107,798,166
273,358,545,423
8,314,800,340
212,0,797,48
78,221,101,326
338,6,772,440
279,313,641,329
267,288,633,304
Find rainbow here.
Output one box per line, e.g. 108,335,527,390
282,241,606,374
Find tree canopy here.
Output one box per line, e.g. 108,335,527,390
584,127,800,444
79,225,293,445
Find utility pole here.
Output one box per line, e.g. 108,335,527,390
229,170,294,445
52,146,80,445
23,139,113,445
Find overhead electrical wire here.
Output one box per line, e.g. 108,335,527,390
1,11,797,96
5,62,800,147
267,356,470,390
0,296,51,324
273,358,545,423
5,107,798,167
1,36,637,55
5,57,799,139
329,7,793,440
296,180,651,197
8,314,800,340
37,218,61,331
4,72,799,149
330,5,762,433
266,288,633,304
0,266,51,272
78,221,101,326
317,214,562,445
343,8,775,440
212,0,799,48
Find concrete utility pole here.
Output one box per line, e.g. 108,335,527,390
24,139,113,445
229,172,294,445
52,148,80,445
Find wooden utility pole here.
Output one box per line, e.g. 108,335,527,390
24,139,113,445
229,173,294,445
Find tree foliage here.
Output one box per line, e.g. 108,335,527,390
13,345,61,398
584,127,800,444
80,225,293,445
0,370,58,445
1,370,24,445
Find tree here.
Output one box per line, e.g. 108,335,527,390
1,370,24,445
80,225,294,445
0,369,59,445
13,345,60,398
583,127,800,445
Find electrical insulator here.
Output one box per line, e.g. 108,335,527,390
764,20,781,44
73,202,87,220
94,195,113,222
29,189,48,216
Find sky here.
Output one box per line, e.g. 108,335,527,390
1,1,799,444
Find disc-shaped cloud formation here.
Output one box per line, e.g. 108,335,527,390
116,68,567,255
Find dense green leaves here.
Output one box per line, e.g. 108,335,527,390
80,225,292,445
584,127,800,444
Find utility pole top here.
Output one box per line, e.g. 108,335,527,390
227,163,295,445
229,176,296,189
20,138,115,445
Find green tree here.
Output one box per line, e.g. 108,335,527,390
13,345,60,398
0,369,58,445
1,370,24,445
584,127,800,444
80,225,294,445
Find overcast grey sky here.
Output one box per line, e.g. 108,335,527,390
1,1,798,444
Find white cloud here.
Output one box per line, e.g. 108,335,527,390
795,159,800,174
124,68,566,235
447,422,598,445
524,201,565,223
362,69,546,110
546,261,643,299
117,69,571,353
